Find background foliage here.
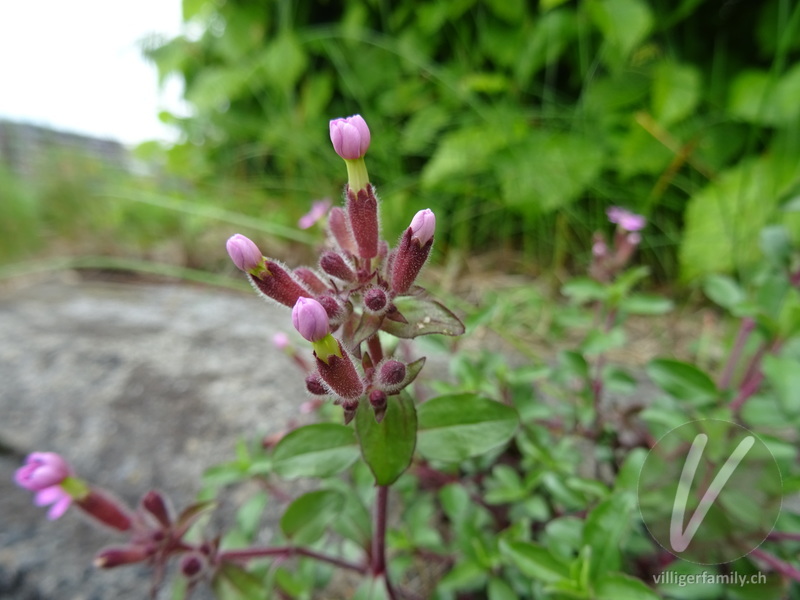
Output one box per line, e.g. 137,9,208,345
138,0,800,281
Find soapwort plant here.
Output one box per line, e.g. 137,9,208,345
14,116,800,599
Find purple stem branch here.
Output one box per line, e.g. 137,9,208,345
751,548,800,582
718,317,755,390
372,485,398,599
219,546,366,574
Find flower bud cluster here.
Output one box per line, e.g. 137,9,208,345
590,206,647,282
225,114,441,422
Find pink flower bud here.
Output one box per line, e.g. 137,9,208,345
320,251,356,282
305,373,328,395
328,207,358,254
141,490,172,528
15,452,72,491
379,360,406,388
391,210,436,294
292,297,330,342
346,185,380,259
329,115,371,160
226,234,263,272
364,288,388,313
606,206,646,232
294,267,329,294
180,553,208,580
369,389,388,422
249,260,313,308
315,341,364,401
75,489,133,532
409,209,436,246
94,544,153,569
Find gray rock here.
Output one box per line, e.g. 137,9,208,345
0,275,310,599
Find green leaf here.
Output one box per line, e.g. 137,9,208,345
498,539,570,584
355,392,417,485
762,355,800,416
416,394,519,462
620,294,674,315
587,0,653,64
760,225,792,268
652,61,701,125
502,131,605,214
583,493,636,581
646,358,718,403
235,492,268,541
279,490,344,545
487,576,518,600
703,275,746,310
272,424,359,479
562,277,608,303
213,564,264,600
381,293,465,338
595,572,661,600
679,154,800,280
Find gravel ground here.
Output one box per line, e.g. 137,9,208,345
0,274,310,599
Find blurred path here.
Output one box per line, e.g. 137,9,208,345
0,275,305,599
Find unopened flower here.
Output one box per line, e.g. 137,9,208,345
409,209,436,246
391,209,436,294
320,251,356,282
364,288,388,313
15,452,71,491
606,207,646,232
292,297,330,342
226,234,264,273
329,115,371,160
15,452,74,520
298,198,331,229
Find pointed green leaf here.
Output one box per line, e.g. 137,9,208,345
646,359,718,403
381,294,465,338
279,490,344,545
272,424,359,479
417,394,519,462
499,539,570,584
355,392,417,485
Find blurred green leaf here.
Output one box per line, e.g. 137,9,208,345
646,358,718,402
596,572,661,600
498,539,570,583
652,61,701,125
583,493,636,581
587,0,653,64
417,394,519,462
272,423,359,479
703,274,746,310
279,489,344,545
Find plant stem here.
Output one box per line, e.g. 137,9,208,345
751,548,800,582
719,317,755,390
219,546,366,573
372,485,398,599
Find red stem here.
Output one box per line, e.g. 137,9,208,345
751,548,800,582
219,546,366,574
372,485,398,599
719,317,755,390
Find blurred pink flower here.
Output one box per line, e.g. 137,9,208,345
15,452,74,520
298,199,331,230
606,206,646,232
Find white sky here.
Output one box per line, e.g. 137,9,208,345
0,0,185,146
